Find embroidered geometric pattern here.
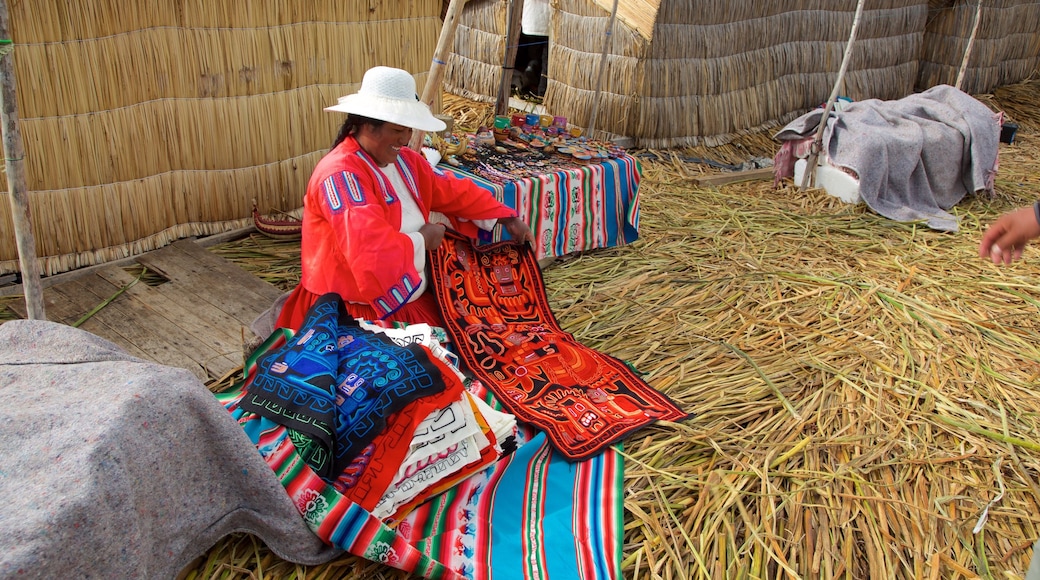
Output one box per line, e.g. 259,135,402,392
322,171,366,211
339,171,366,205
239,293,448,478
355,149,398,205
374,273,421,319
430,231,689,461
396,157,420,204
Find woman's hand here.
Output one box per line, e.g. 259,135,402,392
498,216,535,245
420,222,447,251
979,205,1040,264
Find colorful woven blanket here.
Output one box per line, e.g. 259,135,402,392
396,382,624,580
220,328,625,579
430,230,689,461
439,153,641,260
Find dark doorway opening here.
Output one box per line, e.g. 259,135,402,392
513,32,548,98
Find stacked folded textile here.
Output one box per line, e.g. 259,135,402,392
238,294,517,525
357,322,517,521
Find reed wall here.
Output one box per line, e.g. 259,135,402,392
443,0,506,103
918,0,1040,94
542,0,647,139
1,0,442,276
446,0,1039,148
633,1,927,148
6,0,1040,275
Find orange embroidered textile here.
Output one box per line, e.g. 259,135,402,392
430,231,690,461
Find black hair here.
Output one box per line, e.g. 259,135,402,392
331,114,387,150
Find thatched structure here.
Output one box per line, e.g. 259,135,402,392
0,1,443,277
5,0,1037,281
443,0,1040,148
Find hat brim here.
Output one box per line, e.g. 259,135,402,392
325,93,446,133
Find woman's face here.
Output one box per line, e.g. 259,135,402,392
356,122,412,166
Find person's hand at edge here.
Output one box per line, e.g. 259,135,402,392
420,222,447,251
979,204,1040,265
498,216,535,245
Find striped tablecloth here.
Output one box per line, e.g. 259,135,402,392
438,154,642,260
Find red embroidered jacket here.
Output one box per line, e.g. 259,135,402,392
299,137,517,319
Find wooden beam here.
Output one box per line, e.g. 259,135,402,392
409,0,468,151
955,0,983,90
495,0,525,116
800,0,866,191
0,228,259,299
0,0,45,320
586,0,619,136
694,168,775,187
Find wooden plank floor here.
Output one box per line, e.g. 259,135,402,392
8,239,285,382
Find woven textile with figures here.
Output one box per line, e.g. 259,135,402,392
430,230,689,461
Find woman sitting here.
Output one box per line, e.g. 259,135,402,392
275,66,534,331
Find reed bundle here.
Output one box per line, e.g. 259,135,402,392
441,92,497,131
986,79,1040,128
0,0,442,276
588,0,659,40
132,80,1040,578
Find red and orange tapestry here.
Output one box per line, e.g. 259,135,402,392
431,230,689,461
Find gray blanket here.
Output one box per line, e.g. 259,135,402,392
0,320,340,579
775,84,1000,231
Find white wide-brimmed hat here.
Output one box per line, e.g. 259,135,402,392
325,66,446,133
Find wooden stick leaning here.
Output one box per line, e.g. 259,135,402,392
799,0,867,191
955,0,984,91
408,0,468,151
0,0,45,320
586,0,619,137
495,0,525,116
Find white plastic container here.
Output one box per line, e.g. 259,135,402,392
794,158,862,204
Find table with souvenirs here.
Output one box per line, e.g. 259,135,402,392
431,112,642,259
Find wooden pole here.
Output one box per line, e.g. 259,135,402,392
955,0,983,91
0,1,45,320
408,0,468,151
585,0,619,137
799,0,867,191
495,0,525,117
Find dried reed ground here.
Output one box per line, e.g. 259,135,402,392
6,82,1040,579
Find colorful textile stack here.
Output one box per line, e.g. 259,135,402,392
235,293,515,523
394,381,625,580
219,308,626,580
220,388,463,579
358,322,517,520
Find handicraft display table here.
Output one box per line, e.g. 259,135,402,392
436,140,642,260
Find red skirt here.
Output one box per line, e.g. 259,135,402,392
274,284,446,332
